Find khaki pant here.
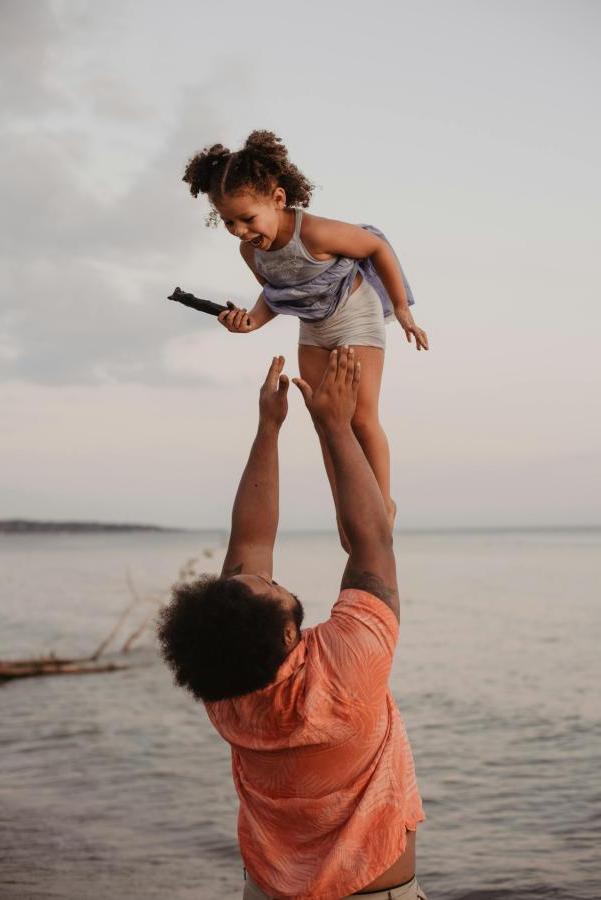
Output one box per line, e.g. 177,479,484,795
242,871,428,899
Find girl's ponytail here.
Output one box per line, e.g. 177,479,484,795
183,143,231,198
243,130,288,166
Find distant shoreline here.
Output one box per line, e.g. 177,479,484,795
0,520,598,536
0,519,185,534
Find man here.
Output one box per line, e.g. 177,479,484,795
158,348,426,899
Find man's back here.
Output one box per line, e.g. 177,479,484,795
205,588,424,900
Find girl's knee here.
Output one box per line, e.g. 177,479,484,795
351,411,380,439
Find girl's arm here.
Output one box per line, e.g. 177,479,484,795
302,214,428,351
218,243,279,333
218,292,276,333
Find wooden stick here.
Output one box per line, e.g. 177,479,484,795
0,660,127,680
89,569,142,660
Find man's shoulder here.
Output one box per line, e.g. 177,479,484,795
313,586,399,656
309,588,399,699
341,566,400,622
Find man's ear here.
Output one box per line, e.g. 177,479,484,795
273,186,287,208
283,620,297,649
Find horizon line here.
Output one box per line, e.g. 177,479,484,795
1,518,600,536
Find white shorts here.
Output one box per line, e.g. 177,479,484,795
298,278,389,351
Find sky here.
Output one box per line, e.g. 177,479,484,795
1,0,599,530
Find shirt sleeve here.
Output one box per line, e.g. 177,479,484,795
312,589,399,707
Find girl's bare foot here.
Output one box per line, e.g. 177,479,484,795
387,499,397,533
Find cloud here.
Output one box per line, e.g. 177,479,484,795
85,74,154,123
0,0,68,117
0,2,232,386
1,257,194,385
0,114,213,384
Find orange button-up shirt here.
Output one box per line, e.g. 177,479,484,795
204,589,425,900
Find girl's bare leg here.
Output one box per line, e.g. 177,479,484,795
298,345,349,550
298,344,396,550
349,345,396,529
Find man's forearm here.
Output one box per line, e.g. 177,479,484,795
229,421,279,547
321,422,390,545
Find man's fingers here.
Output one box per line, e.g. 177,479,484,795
352,360,361,397
266,355,284,388
345,348,355,385
292,377,313,405
405,329,413,343
326,348,338,377
266,355,280,379
278,373,289,393
336,345,349,381
274,355,285,381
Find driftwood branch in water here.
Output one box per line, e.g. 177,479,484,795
1,538,225,682
120,605,159,654
0,658,127,679
89,569,142,661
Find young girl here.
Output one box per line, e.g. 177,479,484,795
183,130,428,547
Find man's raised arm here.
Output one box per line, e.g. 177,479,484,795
294,348,399,620
221,356,289,579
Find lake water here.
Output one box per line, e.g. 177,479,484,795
1,529,599,899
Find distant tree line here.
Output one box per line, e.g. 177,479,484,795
0,519,178,534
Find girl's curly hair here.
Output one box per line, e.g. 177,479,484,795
182,130,314,226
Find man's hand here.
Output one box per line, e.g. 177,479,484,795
296,346,398,614
293,347,360,430
218,303,255,333
396,307,429,351
259,356,289,429
220,355,287,578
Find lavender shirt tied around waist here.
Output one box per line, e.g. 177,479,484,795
253,208,415,323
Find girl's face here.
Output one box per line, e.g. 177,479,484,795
213,186,286,251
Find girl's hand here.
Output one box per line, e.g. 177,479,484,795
396,307,429,351
218,303,255,333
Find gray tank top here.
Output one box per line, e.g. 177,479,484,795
253,208,337,287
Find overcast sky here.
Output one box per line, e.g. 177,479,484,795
1,0,599,529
